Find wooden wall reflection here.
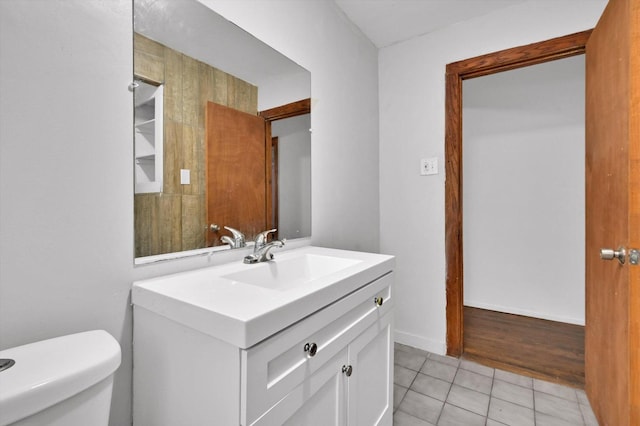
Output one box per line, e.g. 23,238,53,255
134,34,257,258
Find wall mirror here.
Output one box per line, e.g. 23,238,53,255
133,0,311,263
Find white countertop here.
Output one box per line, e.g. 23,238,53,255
132,246,394,349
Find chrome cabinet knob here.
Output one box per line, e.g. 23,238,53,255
342,365,353,377
374,296,384,306
304,342,318,357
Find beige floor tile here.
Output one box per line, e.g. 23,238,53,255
534,391,583,424
491,379,534,409
535,412,581,426
395,364,419,388
397,390,444,425
411,373,451,401
393,410,435,426
395,384,409,411
460,359,494,378
437,403,485,426
428,352,460,367
446,384,490,416
488,397,535,426
533,379,579,402
453,368,493,394
396,349,428,371
494,368,533,389
421,359,457,383
391,344,598,426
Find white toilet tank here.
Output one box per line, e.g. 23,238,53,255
0,330,121,426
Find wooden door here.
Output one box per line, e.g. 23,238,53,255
585,0,640,424
270,136,279,237
206,102,267,246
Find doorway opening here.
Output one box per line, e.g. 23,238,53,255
260,98,311,239
444,31,591,387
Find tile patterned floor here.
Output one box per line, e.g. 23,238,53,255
393,343,599,426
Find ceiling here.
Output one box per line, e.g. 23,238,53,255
333,0,529,48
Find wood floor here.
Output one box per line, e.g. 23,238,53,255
462,306,585,388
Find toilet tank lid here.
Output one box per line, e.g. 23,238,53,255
0,330,121,426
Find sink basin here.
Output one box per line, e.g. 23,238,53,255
222,254,361,291
132,246,394,348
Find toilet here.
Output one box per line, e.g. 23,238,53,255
0,330,121,426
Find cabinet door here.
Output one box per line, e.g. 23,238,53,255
242,273,393,424
281,369,346,426
251,349,347,426
347,312,393,426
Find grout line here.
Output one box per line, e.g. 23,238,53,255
576,389,588,425
393,348,430,414
435,363,458,425
487,371,496,422
533,389,537,425
489,393,534,411
406,354,428,391
574,389,588,426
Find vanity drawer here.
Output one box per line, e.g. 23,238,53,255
240,272,393,425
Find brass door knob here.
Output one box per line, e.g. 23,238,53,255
374,296,384,306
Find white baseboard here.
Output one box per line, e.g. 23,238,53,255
394,329,446,355
464,300,585,326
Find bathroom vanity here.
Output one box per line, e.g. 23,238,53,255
132,246,394,426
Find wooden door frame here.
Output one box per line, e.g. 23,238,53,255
444,31,592,356
271,136,279,237
259,98,311,233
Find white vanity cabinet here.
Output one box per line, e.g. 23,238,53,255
244,273,393,426
133,268,393,426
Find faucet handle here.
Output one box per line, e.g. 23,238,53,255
222,226,245,248
255,228,277,246
224,226,245,241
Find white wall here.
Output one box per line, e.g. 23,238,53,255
0,2,133,424
463,55,585,325
379,0,606,354
0,1,378,425
272,114,312,240
260,70,312,111
203,0,381,253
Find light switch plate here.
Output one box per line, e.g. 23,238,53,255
180,169,190,185
420,158,438,176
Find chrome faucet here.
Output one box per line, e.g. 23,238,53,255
220,226,246,249
243,229,285,264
